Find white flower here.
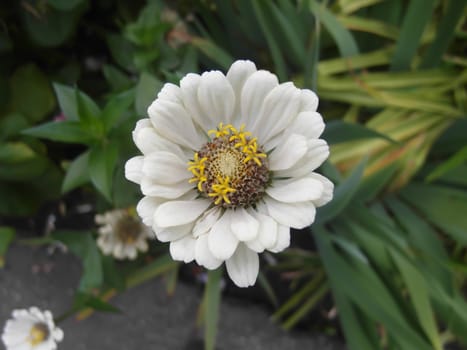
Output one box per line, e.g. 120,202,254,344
125,60,333,287
2,307,63,350
95,208,153,260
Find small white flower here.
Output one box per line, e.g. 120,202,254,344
125,60,333,287
95,208,153,260
2,307,63,350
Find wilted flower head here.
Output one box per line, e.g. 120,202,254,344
2,307,63,350
95,208,152,260
125,60,333,287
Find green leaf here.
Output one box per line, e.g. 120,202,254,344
251,0,287,81
354,162,399,202
314,227,433,350
21,3,82,47
135,72,163,116
22,120,93,144
53,231,103,291
0,227,15,268
391,251,442,350
107,34,135,71
420,0,467,69
315,157,367,223
390,0,436,71
204,267,223,350
323,120,395,145
0,113,30,140
101,255,126,291
190,37,234,71
385,197,451,289
400,183,467,245
73,291,121,313
0,153,48,181
0,142,36,163
308,0,360,58
101,89,135,132
103,65,133,92
53,83,80,121
61,151,90,193
76,88,101,124
88,143,118,202
426,145,467,182
125,254,178,288
9,64,55,122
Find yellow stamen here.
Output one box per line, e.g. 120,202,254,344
29,324,48,346
188,152,208,191
208,123,236,138
208,176,236,205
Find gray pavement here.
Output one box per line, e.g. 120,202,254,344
0,243,345,350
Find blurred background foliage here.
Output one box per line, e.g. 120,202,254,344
1,0,467,349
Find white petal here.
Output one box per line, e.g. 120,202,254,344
170,235,196,263
245,211,278,253
268,133,307,171
276,139,330,178
309,172,334,207
154,222,192,242
289,111,325,139
208,211,239,260
230,207,259,241
157,83,183,104
141,178,192,199
240,70,278,128
154,199,211,227
299,88,319,112
226,60,257,123
142,151,190,184
133,123,185,158
136,196,163,227
180,73,212,131
253,82,301,144
226,243,259,287
148,99,204,150
264,197,316,229
125,156,144,184
198,70,235,125
266,177,324,203
268,224,290,253
195,234,223,269
192,207,222,238
53,328,64,342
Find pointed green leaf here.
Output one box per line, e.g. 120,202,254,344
315,157,367,223
391,251,442,350
22,120,93,144
323,120,396,145
308,0,360,58
88,143,118,202
390,0,436,71
101,89,135,132
62,151,90,193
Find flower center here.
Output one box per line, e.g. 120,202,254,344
188,123,270,208
116,214,142,244
29,323,49,346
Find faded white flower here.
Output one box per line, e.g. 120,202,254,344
95,208,152,260
125,60,333,287
2,307,63,350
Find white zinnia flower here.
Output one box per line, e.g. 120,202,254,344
2,307,63,350
125,60,333,287
95,208,152,260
